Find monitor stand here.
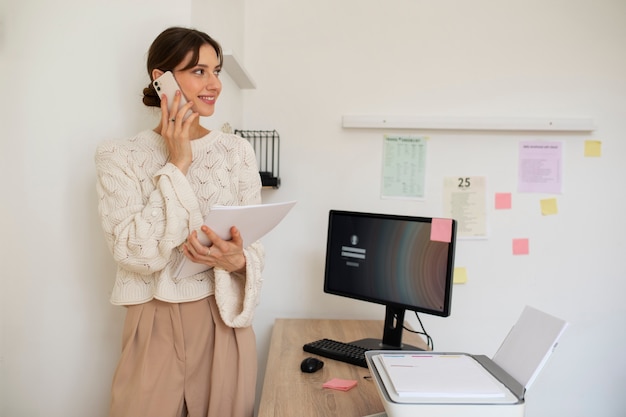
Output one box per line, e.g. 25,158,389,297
350,306,424,351
349,337,423,351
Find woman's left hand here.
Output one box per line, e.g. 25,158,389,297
183,226,247,273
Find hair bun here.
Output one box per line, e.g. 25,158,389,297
142,83,160,107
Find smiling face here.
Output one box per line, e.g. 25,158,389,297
171,44,222,117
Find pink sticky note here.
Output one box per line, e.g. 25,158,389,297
512,238,529,255
322,378,358,391
495,192,512,210
430,218,452,243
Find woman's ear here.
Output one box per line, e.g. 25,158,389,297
151,69,165,81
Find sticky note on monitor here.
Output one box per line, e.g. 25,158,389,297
430,218,452,242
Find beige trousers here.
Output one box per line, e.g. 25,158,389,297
109,296,257,417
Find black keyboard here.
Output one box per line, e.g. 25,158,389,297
303,338,369,368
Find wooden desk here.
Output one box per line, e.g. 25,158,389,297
257,318,428,417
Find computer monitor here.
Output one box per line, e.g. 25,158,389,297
324,210,457,350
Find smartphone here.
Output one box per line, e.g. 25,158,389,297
152,71,192,121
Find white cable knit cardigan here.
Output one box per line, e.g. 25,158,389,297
95,129,264,328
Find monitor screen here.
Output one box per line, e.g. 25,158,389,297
324,210,457,349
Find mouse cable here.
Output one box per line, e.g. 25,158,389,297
403,312,434,351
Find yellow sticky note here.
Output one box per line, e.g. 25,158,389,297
540,198,558,215
453,267,468,284
584,140,602,157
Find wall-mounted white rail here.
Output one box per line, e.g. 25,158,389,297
342,115,595,132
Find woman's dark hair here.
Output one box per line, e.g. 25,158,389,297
142,27,223,107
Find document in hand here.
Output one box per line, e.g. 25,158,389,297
173,200,297,279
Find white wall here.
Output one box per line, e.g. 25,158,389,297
1,0,624,416
0,0,243,416
243,1,626,417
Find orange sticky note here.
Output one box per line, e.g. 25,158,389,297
512,238,529,255
495,192,512,210
323,378,358,391
430,218,452,242
584,140,602,157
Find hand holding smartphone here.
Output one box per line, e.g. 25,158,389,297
152,71,193,121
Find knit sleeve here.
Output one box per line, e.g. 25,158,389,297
213,136,265,327
236,138,263,206
95,140,202,275
213,242,265,327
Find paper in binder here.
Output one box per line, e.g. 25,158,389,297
174,201,296,278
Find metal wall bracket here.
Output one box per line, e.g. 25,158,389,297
235,129,281,189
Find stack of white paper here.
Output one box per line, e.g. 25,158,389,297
173,201,296,279
378,354,508,399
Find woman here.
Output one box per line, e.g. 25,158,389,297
95,27,264,417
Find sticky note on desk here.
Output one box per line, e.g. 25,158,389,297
323,378,358,391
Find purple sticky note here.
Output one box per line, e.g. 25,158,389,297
431,218,452,243
512,238,529,255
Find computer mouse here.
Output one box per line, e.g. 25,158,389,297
300,357,324,373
